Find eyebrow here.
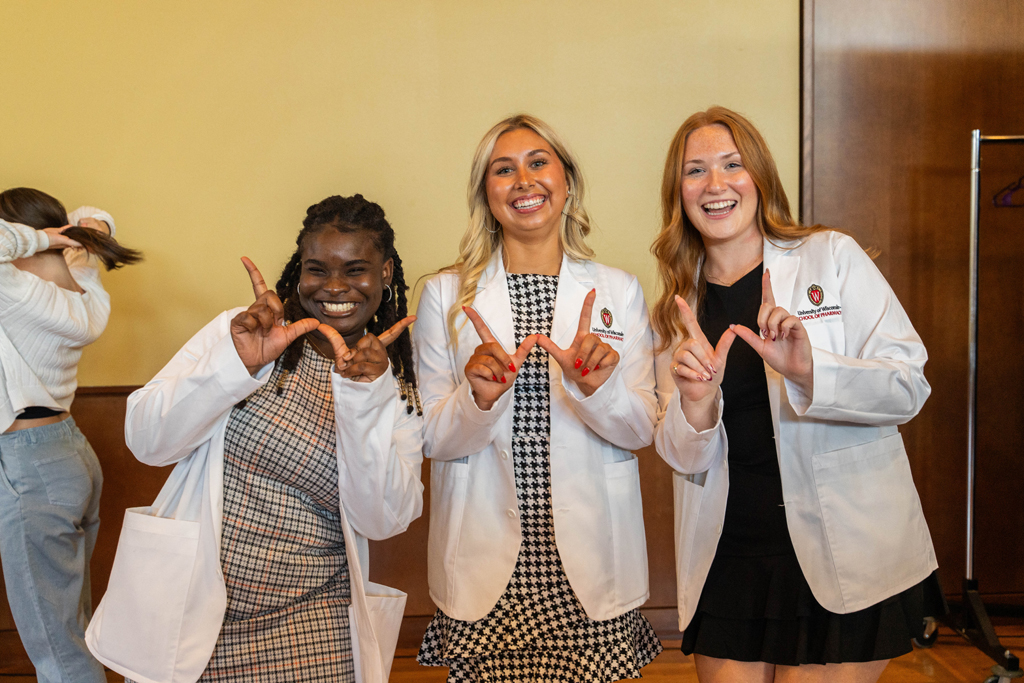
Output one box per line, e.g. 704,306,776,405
684,150,741,166
489,149,551,169
304,258,371,267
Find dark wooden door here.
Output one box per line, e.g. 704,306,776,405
802,0,1024,597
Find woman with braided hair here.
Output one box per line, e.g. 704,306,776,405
90,194,423,683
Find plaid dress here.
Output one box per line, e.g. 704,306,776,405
418,274,663,682
201,342,355,682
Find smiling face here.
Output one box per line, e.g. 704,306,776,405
680,124,760,248
484,127,569,244
296,226,393,347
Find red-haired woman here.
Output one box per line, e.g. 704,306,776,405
651,108,943,683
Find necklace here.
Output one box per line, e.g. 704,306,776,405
704,257,763,287
306,334,334,360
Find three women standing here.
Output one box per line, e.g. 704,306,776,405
414,115,663,681
651,107,941,682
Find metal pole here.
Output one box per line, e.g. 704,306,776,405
966,129,981,581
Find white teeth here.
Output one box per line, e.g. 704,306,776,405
513,196,546,210
321,302,355,313
703,200,736,211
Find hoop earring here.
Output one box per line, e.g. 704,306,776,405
383,284,393,302
485,221,502,234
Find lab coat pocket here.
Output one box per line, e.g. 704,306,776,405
673,473,704,610
90,507,200,683
428,460,470,596
812,433,932,603
363,582,407,680
604,456,649,606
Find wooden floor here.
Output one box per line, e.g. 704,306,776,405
1,625,1020,682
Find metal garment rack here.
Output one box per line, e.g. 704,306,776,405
953,130,1024,683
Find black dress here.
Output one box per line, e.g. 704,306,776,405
418,273,663,682
680,264,945,665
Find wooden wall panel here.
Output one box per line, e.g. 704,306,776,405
803,0,1024,595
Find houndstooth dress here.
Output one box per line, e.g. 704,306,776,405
202,342,355,682
418,273,663,683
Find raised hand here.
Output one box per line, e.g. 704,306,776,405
463,306,538,411
230,257,320,375
316,316,416,382
670,295,736,423
536,289,618,397
42,226,82,250
730,269,814,395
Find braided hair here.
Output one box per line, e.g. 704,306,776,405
272,194,420,415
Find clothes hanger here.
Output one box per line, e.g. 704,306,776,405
993,173,1024,207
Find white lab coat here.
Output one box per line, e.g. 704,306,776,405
85,309,423,683
655,231,936,630
413,252,658,622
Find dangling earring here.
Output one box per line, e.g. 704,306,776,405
383,284,393,302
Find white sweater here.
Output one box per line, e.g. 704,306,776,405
0,207,117,432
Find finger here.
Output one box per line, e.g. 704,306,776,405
678,351,710,379
252,301,276,331
467,356,508,384
574,335,600,370
575,289,597,339
778,314,804,340
535,334,568,366
510,334,539,371
679,336,716,375
261,291,285,325
765,306,790,340
714,327,737,365
462,306,499,345
762,269,776,307
581,345,616,376
340,360,388,378
280,317,320,344
241,257,269,298
730,324,765,357
674,295,713,356
378,315,416,346
316,323,351,362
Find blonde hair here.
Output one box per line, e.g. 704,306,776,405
445,113,595,341
650,106,829,349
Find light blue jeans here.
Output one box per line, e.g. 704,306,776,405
0,417,106,683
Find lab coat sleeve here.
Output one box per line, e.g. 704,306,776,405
332,365,424,540
786,233,931,425
653,338,727,474
125,309,272,466
560,274,657,449
414,276,513,461
67,205,117,236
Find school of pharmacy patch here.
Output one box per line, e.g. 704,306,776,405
807,284,824,306
591,307,624,341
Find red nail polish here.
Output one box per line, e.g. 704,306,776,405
581,367,590,377
574,358,583,369
462,306,467,312
492,374,498,382
594,364,600,371
501,376,507,383
509,362,516,372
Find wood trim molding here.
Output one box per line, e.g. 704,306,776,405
800,0,815,225
77,385,140,395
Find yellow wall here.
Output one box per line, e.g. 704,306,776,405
0,1,799,386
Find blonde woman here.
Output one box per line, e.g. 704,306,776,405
414,114,662,681
651,106,943,683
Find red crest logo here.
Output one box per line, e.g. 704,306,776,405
807,284,824,307
601,308,613,328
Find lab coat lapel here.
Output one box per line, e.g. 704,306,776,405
762,236,801,451
471,252,516,351
551,256,595,348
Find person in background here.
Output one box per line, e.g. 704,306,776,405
0,187,140,683
414,114,662,682
651,106,943,683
